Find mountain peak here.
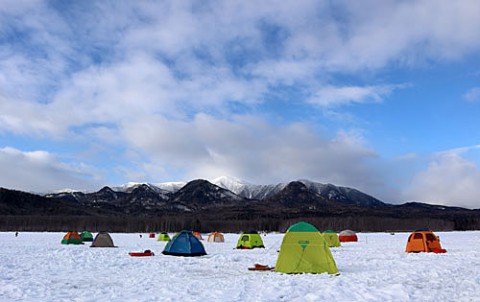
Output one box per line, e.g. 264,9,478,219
211,175,249,183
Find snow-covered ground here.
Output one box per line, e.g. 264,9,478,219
1,231,479,301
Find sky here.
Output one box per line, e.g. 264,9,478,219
1,0,480,209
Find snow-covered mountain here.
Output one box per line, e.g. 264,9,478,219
107,175,385,207
46,176,385,210
208,176,385,207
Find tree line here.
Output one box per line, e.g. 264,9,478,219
1,213,478,233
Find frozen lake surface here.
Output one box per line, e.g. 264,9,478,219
1,231,479,301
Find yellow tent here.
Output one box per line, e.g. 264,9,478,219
157,232,171,242
322,230,341,247
275,222,338,274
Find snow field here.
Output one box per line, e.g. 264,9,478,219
1,231,479,301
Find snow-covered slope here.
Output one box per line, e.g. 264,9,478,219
210,176,287,199
113,181,187,194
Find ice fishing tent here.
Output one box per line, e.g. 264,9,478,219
406,230,446,253
236,231,265,249
193,232,203,240
157,232,171,242
91,232,116,248
339,229,358,242
80,231,93,242
275,222,338,274
162,230,207,256
61,232,83,245
149,233,155,238
322,230,341,247
207,231,225,243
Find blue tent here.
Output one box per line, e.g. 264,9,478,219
162,230,207,256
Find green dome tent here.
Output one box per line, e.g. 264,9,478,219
236,231,265,249
322,230,341,247
157,232,171,242
275,222,338,274
80,231,94,242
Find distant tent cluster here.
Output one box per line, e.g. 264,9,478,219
60,224,447,276
61,231,116,247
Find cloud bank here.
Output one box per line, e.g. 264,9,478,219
1,1,480,207
405,147,480,209
0,147,99,192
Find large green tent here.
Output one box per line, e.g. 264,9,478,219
236,231,265,249
157,232,171,242
275,222,338,274
322,230,341,247
80,231,94,242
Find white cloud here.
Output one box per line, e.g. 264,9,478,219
0,147,101,192
120,113,387,193
324,1,480,70
395,153,418,161
464,87,480,103
404,146,480,209
308,85,396,107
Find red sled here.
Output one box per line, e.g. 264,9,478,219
248,263,274,271
431,248,447,254
129,250,155,257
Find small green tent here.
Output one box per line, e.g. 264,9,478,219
236,231,265,249
157,232,171,242
81,231,94,242
275,222,338,274
322,230,341,247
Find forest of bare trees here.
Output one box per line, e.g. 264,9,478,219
1,213,477,233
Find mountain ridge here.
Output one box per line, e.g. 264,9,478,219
93,176,386,207
2,177,480,232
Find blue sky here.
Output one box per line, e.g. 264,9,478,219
1,0,480,208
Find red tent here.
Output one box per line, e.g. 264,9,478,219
339,230,358,242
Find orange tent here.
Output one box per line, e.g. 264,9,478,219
406,230,446,253
193,232,203,240
207,231,225,243
61,231,83,244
